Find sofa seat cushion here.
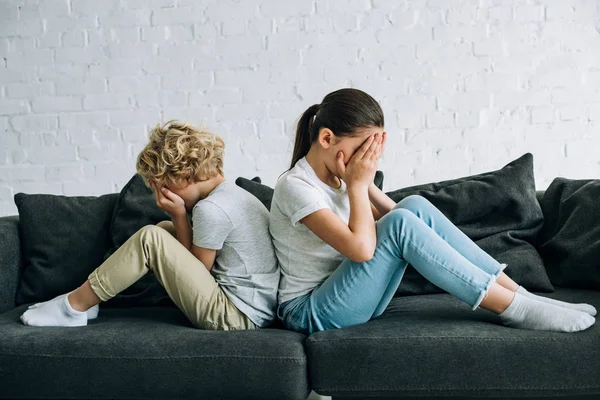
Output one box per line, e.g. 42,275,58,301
306,288,600,398
0,305,309,400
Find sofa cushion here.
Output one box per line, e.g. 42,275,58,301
385,152,553,295
13,193,117,306
0,215,22,313
235,171,385,211
537,177,600,291
101,173,175,308
0,305,309,400
234,176,274,210
306,287,600,398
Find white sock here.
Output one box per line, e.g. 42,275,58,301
20,292,87,327
499,291,595,332
28,301,99,319
517,285,596,316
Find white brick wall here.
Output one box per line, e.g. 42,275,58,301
1,0,600,217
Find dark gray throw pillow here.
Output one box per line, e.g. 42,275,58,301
101,173,175,308
13,192,117,306
536,177,600,291
385,152,554,296
236,171,385,211
234,177,273,210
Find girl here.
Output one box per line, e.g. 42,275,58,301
269,88,596,335
21,120,280,330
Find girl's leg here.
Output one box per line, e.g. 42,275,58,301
298,205,503,333
281,199,593,334
369,194,509,318
21,223,257,330
390,195,596,317
393,195,511,285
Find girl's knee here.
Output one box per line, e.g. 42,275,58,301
378,208,415,232
395,194,430,211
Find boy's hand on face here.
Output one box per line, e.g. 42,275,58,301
149,179,187,219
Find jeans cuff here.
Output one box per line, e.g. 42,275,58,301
471,263,508,311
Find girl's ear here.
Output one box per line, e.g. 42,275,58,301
317,127,335,149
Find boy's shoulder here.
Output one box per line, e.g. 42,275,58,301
193,180,266,217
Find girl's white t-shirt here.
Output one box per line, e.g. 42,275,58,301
269,156,351,304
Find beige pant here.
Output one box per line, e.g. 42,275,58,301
87,221,258,331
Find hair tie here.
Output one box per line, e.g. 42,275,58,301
313,104,321,120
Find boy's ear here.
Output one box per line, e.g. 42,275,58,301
318,127,335,149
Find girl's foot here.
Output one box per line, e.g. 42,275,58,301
517,285,596,316
499,292,595,332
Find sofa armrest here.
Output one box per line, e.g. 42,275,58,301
0,215,22,314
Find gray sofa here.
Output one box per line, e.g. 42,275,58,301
1,178,599,399
1,189,599,400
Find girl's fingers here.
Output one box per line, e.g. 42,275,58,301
363,134,379,160
354,135,375,160
375,132,386,159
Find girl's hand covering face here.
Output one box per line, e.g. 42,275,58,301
149,179,187,218
335,132,385,190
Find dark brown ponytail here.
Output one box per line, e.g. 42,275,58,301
290,103,320,169
288,88,384,170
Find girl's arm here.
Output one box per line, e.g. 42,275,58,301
302,185,376,263
301,133,382,263
368,182,397,220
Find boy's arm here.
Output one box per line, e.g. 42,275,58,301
172,214,216,271
368,182,397,219
171,214,193,251
191,245,216,272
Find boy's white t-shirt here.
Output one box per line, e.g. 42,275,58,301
269,156,351,304
191,180,280,328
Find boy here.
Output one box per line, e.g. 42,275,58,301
21,120,280,330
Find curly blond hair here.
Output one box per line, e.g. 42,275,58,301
135,120,225,188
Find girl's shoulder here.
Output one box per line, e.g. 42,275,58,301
274,164,318,193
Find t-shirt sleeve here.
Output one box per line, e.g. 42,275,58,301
191,201,233,250
275,176,330,227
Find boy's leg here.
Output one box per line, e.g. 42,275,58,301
157,220,177,238
88,223,257,330
31,221,179,317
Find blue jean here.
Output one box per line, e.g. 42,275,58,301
276,194,508,335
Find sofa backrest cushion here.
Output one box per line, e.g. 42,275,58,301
235,171,384,212
537,177,600,291
385,152,554,296
13,192,118,306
